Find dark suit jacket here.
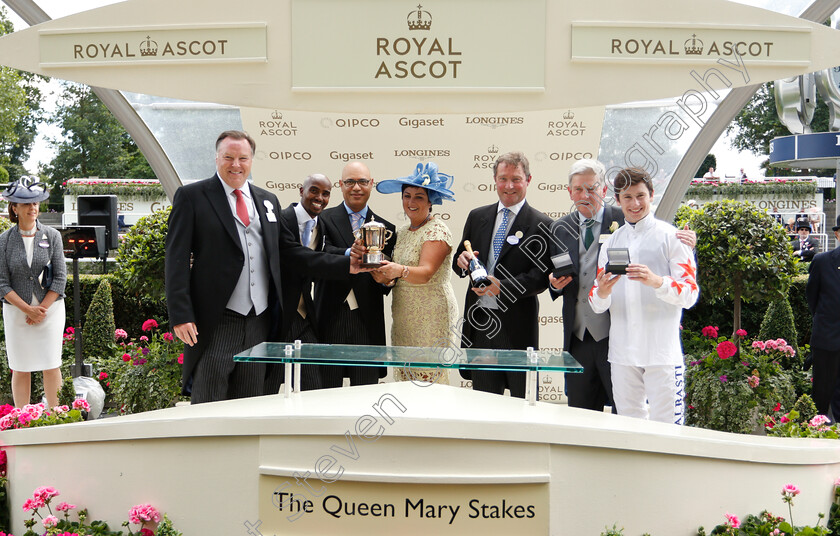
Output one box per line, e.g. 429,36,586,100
547,205,624,350
807,246,840,351
451,200,552,350
279,203,326,340
314,203,396,346
165,176,350,393
793,235,820,262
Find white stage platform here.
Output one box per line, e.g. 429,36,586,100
3,382,840,535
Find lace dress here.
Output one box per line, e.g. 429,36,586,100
391,217,458,384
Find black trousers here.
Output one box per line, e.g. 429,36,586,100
264,312,323,394
812,346,840,420
468,319,527,399
191,309,270,404
318,303,382,388
566,332,615,412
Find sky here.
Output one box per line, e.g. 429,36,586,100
6,0,768,179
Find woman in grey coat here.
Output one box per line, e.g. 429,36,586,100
0,179,66,408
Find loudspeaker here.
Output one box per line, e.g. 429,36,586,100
77,195,118,251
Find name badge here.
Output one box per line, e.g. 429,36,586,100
506,235,519,245
38,234,49,248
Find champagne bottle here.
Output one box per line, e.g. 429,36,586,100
464,240,490,288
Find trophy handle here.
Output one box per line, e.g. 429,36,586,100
384,229,394,243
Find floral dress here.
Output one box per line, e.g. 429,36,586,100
390,217,458,384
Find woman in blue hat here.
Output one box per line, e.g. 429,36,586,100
374,163,458,384
0,178,66,408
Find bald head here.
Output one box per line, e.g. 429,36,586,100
340,161,374,213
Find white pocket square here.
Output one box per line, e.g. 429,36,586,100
264,199,277,222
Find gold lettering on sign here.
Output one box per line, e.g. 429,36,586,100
374,37,462,80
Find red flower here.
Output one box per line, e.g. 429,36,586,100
701,325,719,339
177,353,184,365
122,353,131,362
141,319,159,331
716,341,737,359
140,529,155,536
98,372,108,380
774,402,782,412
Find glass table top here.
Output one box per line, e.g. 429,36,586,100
235,342,582,373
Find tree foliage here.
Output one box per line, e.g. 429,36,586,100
695,154,716,179
43,83,154,200
675,201,798,336
0,7,44,181
115,207,170,300
726,82,832,177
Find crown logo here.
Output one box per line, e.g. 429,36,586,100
271,110,283,120
488,144,499,154
563,110,575,120
544,376,553,384
139,36,158,57
407,4,432,31
684,34,704,55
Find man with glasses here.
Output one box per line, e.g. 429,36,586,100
315,161,396,387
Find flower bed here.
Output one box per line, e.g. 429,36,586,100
63,179,165,202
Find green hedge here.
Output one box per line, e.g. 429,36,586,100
684,181,817,199
64,274,169,338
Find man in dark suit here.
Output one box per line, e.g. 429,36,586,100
793,218,819,262
546,159,623,412
807,215,840,419
165,131,355,403
314,161,396,388
270,173,333,392
452,151,552,398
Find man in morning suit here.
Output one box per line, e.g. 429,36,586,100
453,151,552,398
806,215,840,420
165,131,355,404
315,161,396,387
546,159,697,412
793,218,820,262
547,159,623,412
266,173,333,392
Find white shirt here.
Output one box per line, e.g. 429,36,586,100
293,203,318,247
589,215,698,366
218,175,254,225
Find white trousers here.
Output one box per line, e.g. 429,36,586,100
611,363,686,425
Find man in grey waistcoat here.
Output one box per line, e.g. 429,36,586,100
547,159,695,412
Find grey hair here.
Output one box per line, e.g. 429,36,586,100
567,159,606,186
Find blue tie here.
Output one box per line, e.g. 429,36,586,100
351,212,364,234
493,208,510,259
302,219,315,247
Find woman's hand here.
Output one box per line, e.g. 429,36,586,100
26,304,47,324
370,270,392,285
376,260,404,280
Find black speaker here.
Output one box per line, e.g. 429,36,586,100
77,195,118,251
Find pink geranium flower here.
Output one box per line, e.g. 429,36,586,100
122,353,131,362
752,340,766,350
716,341,737,359
809,415,830,427
114,328,128,340
72,399,90,412
98,372,108,380
735,329,747,337
43,515,58,527
128,503,161,524
56,501,76,512
748,375,760,388
782,483,800,497
724,512,741,528
163,332,174,342
701,325,719,338
141,319,159,331
178,353,184,365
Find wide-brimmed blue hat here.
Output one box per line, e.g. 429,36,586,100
376,162,455,205
1,177,49,203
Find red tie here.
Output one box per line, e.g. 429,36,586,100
233,189,250,227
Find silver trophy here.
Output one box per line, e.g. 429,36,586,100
357,217,393,267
